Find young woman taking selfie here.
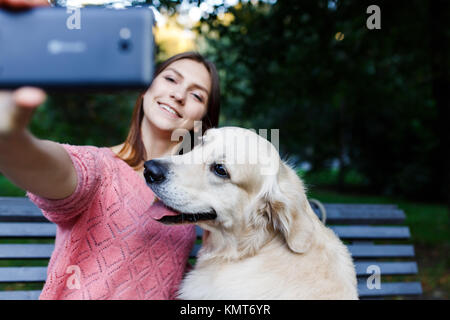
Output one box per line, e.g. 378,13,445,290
0,0,221,300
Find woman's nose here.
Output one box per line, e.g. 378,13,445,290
170,90,185,104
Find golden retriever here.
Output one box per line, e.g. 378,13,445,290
145,127,358,300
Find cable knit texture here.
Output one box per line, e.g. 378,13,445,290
27,144,196,300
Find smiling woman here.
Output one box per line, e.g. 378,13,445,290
115,51,221,172
144,59,211,133
0,45,221,300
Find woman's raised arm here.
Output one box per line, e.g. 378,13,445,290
0,87,77,200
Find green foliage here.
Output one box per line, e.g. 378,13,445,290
0,175,26,196
29,91,139,147
195,0,448,202
5,0,447,204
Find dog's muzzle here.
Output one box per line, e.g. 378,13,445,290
144,159,168,184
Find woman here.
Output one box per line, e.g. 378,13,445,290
0,1,221,300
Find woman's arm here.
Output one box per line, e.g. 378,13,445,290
0,88,77,200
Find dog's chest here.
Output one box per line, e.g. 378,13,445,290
179,262,285,300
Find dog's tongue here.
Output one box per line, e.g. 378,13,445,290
149,199,179,220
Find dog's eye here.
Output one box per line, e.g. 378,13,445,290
211,163,229,178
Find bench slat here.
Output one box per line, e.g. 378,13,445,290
0,267,47,282
2,198,397,209
0,223,412,240
0,290,41,300
330,226,411,240
0,198,47,222
195,226,411,240
358,282,422,297
324,204,398,209
355,262,418,276
0,262,418,284
0,283,422,300
347,244,415,258
312,209,405,224
1,198,404,224
0,244,54,259
0,223,56,238
0,243,415,260
189,244,416,259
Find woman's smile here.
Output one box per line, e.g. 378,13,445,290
157,102,182,119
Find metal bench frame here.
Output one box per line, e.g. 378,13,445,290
0,197,423,300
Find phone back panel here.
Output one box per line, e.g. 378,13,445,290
0,7,154,90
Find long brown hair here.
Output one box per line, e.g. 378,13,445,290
117,51,221,169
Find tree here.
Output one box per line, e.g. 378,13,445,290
194,0,446,202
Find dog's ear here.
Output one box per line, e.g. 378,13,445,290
257,163,315,254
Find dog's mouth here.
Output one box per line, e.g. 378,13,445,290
150,196,217,225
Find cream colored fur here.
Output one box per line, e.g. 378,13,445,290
153,127,358,300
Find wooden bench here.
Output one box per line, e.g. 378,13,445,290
0,196,423,300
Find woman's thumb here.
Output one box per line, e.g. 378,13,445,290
13,87,47,109
0,87,46,134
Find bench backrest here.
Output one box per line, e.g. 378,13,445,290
0,197,422,299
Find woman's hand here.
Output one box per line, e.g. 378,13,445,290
0,0,50,9
0,87,47,138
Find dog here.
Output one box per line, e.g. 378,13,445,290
144,127,358,300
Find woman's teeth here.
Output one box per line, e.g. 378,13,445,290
159,103,179,117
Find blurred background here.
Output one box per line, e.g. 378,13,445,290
0,0,448,298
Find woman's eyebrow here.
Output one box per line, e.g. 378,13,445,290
165,67,209,94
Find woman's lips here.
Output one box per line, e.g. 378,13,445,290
158,102,181,118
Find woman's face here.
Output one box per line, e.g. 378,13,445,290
142,58,211,134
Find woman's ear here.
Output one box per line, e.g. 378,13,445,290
257,163,315,254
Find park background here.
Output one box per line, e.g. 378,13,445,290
0,0,448,299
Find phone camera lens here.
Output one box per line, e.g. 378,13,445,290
119,40,132,52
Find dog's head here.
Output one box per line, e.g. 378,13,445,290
145,127,315,257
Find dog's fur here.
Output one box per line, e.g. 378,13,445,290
147,127,358,300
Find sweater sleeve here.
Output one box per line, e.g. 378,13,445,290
27,144,102,225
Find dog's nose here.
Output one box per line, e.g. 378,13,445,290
144,160,167,184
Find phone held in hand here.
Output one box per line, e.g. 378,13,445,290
0,7,155,91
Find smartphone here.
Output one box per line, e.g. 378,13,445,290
0,7,154,90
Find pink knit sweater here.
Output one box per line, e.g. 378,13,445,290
27,144,196,300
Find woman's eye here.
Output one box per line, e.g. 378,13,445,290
165,76,175,83
192,93,203,102
211,163,229,178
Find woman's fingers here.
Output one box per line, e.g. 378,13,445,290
13,86,47,109
0,0,50,9
0,87,46,135
0,91,15,134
